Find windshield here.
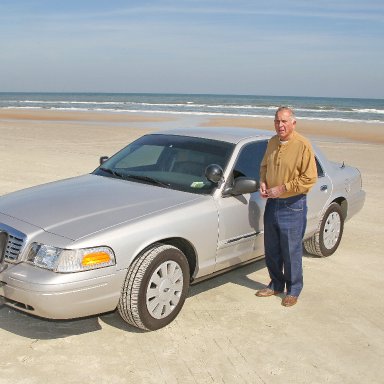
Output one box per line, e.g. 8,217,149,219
93,133,234,195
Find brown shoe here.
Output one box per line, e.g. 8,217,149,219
255,288,281,297
282,295,298,307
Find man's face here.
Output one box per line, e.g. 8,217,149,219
274,110,296,141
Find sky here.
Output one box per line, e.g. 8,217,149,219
0,0,383,98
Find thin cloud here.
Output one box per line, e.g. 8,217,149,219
0,0,382,97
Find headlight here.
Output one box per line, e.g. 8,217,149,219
27,243,115,273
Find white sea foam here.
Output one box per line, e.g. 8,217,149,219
1,93,383,124
11,101,383,116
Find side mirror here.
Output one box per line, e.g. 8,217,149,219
224,177,259,196
205,164,224,183
99,156,109,165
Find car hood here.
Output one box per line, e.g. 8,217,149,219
0,174,204,240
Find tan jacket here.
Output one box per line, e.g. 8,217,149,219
260,131,318,198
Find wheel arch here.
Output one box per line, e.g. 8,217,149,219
331,196,348,220
160,237,197,279
132,237,197,280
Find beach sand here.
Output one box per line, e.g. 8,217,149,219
0,108,383,384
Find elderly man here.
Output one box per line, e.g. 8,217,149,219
256,107,317,306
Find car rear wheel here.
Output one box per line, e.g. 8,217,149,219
304,202,344,257
118,243,190,331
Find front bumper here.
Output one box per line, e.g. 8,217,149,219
0,262,127,319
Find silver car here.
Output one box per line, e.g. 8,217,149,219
0,127,365,330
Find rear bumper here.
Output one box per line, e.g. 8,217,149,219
0,263,126,319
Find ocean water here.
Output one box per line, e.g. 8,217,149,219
0,92,383,124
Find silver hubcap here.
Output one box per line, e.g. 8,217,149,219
146,260,183,319
323,211,341,249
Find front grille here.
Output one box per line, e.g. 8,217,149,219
4,234,25,261
0,225,27,263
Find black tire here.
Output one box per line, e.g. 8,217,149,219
304,202,344,257
118,243,190,331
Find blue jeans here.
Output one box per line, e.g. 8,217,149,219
264,194,307,297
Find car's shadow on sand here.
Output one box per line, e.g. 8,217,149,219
189,258,267,297
0,259,267,339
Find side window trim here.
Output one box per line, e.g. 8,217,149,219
315,157,325,178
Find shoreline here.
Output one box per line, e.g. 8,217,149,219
1,108,383,144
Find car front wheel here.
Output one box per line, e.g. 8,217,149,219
118,243,190,331
304,202,344,257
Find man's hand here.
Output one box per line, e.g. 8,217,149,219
259,182,268,198
266,184,286,198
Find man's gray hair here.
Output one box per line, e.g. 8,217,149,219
275,106,296,122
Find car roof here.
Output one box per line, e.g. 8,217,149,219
153,127,274,144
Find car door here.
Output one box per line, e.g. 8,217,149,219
306,156,333,235
214,140,267,272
